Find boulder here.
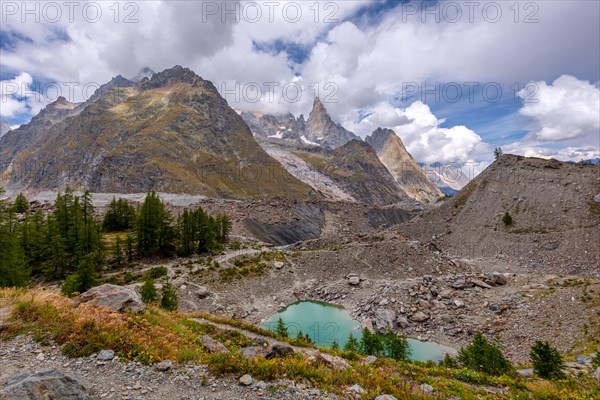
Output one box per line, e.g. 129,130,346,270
78,284,145,313
374,309,396,330
517,369,534,378
419,299,432,309
238,346,270,360
410,311,430,323
311,353,351,371
239,374,253,386
348,276,361,286
348,384,365,394
375,396,397,400
472,279,492,289
420,383,434,394
363,355,378,365
0,369,97,400
488,272,508,286
199,335,230,354
265,344,294,359
593,367,600,385
396,316,410,329
155,360,172,371
96,349,115,361
273,261,285,270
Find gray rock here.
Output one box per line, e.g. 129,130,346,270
311,353,350,371
375,396,397,400
410,311,430,323
199,335,230,354
348,384,364,394
155,360,173,371
420,383,434,393
266,345,294,359
348,276,361,286
363,356,378,365
78,284,145,313
239,374,253,386
517,368,534,378
453,299,465,308
594,194,600,203
0,369,97,400
238,346,270,360
396,316,410,329
374,309,396,330
472,279,492,289
488,272,508,286
254,381,267,390
97,349,115,361
594,367,600,385
576,354,590,365
273,261,285,270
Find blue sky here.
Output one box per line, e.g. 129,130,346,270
1,0,599,163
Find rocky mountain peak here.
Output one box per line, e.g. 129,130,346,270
131,67,155,82
366,128,444,203
305,97,359,148
138,65,206,90
366,128,398,151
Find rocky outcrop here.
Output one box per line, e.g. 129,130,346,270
0,369,97,400
78,284,145,313
366,128,444,203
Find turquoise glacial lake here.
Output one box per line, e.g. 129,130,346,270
261,301,455,362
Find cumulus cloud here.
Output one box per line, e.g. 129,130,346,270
518,75,600,142
350,101,489,164
1,0,598,164
0,72,51,119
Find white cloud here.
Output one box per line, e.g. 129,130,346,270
0,72,51,118
350,101,489,164
518,75,600,142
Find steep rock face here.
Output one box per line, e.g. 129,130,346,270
304,97,359,148
240,111,303,144
401,155,600,275
241,97,358,149
0,66,316,200
292,140,408,205
366,128,444,203
0,97,80,166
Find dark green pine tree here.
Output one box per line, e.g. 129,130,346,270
136,192,175,256
530,341,565,380
458,333,513,376
160,278,178,311
0,190,29,287
344,333,359,353
112,235,124,266
383,328,411,361
275,317,288,338
360,328,384,356
13,192,29,213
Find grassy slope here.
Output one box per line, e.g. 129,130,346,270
0,288,597,400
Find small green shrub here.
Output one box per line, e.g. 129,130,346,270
140,278,158,303
502,211,513,226
458,333,513,376
530,341,565,380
